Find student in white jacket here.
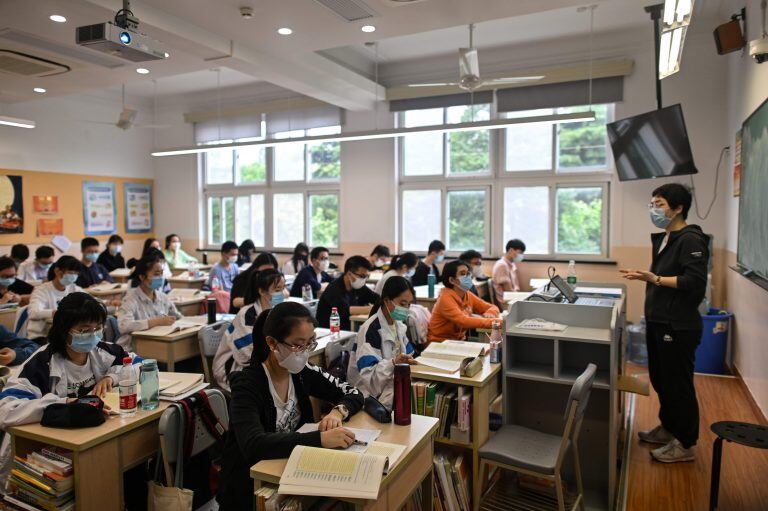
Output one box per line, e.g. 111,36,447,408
26,256,84,339
18,245,55,283
213,269,286,391
116,252,181,350
348,276,417,408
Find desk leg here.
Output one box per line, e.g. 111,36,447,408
471,382,492,509
167,344,175,372
709,437,724,511
74,439,122,511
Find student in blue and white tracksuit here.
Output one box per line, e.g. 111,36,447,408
213,269,286,392
347,276,417,409
0,293,141,485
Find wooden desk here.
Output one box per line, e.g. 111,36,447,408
0,307,18,332
410,356,502,509
10,402,170,511
168,273,208,290
170,264,211,277
86,283,129,303
349,314,368,332
251,413,439,511
109,268,132,284
168,295,207,317
132,324,205,371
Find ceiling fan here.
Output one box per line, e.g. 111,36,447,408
78,84,169,130
407,24,545,91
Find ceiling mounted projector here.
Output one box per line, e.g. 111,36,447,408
76,0,168,62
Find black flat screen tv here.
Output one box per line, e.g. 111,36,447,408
607,104,697,182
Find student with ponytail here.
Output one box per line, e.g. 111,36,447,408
348,276,416,408
217,302,364,510
373,252,419,295
212,269,286,391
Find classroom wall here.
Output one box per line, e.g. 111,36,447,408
722,0,768,417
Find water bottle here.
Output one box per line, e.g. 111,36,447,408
189,261,198,279
427,270,436,299
302,284,313,302
330,307,340,339
393,364,412,426
211,276,220,291
119,357,138,416
207,297,217,324
489,320,503,364
139,359,160,410
566,260,577,286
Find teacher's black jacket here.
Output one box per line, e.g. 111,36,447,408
645,224,709,330
217,361,364,510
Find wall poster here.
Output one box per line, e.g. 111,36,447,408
733,128,742,197
82,181,116,235
33,195,59,214
124,183,153,233
0,175,23,234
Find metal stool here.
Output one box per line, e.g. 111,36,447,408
709,421,768,510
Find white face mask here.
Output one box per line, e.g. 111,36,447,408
274,343,309,374
227,256,238,264
351,275,367,289
171,242,181,251
319,260,330,272
472,265,485,278
513,253,524,263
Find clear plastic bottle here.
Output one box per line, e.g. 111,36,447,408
489,320,503,364
119,357,138,416
211,276,221,291
566,260,577,286
188,261,198,279
427,268,436,299
302,284,313,302
139,359,160,410
330,307,341,339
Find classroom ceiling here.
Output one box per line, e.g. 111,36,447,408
0,0,725,108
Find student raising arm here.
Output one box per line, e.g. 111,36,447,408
212,269,285,391
348,276,416,408
427,260,500,343
27,256,83,339
217,302,363,511
116,251,181,350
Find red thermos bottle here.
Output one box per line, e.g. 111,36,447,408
393,363,412,425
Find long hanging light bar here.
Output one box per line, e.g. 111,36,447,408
659,0,695,78
151,110,595,157
0,115,35,129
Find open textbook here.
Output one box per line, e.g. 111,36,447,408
278,443,404,499
416,340,488,373
88,282,124,292
138,316,207,336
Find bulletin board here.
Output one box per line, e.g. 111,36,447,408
0,168,154,246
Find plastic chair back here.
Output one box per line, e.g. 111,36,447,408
103,315,120,344
197,320,230,384
13,306,29,338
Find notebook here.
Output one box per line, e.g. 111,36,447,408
88,282,124,292
138,317,206,336
416,340,488,373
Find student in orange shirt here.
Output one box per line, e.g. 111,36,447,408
427,260,500,343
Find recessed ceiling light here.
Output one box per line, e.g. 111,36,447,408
136,68,150,74
361,25,376,33
49,14,67,23
33,88,46,93
277,27,293,35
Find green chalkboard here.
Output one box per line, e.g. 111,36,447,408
738,96,768,283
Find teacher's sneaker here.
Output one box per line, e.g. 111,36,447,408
638,424,674,445
651,439,695,463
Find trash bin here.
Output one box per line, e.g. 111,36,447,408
627,321,647,365
695,308,733,375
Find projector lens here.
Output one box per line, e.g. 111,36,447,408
120,31,131,44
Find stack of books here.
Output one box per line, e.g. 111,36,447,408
2,448,74,511
411,382,471,441
255,486,349,511
432,453,471,511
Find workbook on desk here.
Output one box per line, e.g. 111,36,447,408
88,282,124,292
278,443,403,499
138,317,206,336
416,340,488,373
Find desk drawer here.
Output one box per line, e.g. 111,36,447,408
121,421,160,469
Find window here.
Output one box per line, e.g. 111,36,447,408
400,102,613,259
201,122,341,249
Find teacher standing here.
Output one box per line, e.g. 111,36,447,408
621,183,708,463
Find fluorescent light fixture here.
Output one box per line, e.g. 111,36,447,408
152,110,595,157
659,26,687,78
662,0,694,28
0,115,35,129
361,25,376,33
136,67,150,74
277,27,293,35
49,14,67,23
33,87,46,93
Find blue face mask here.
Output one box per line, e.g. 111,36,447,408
70,329,103,353
39,263,52,271
435,254,445,263
270,292,285,307
148,277,165,290
0,277,15,287
459,274,474,291
405,268,416,279
650,207,672,229
85,253,99,263
60,273,78,286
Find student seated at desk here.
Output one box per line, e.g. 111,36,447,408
411,240,445,287
97,234,126,273
427,260,500,343
0,325,40,367
163,233,198,270
129,239,172,278
218,302,364,511
76,237,115,289
0,256,34,306
289,246,332,298
492,238,526,304
458,249,485,295
0,293,138,479
316,256,378,331
237,239,256,267
367,244,392,271
116,252,182,350
213,269,285,392
18,245,55,283
9,244,29,269
348,276,416,408
374,252,418,295
229,252,279,313
207,241,240,292
281,242,308,277
27,256,83,339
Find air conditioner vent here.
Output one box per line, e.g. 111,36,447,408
0,50,69,76
313,0,377,21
